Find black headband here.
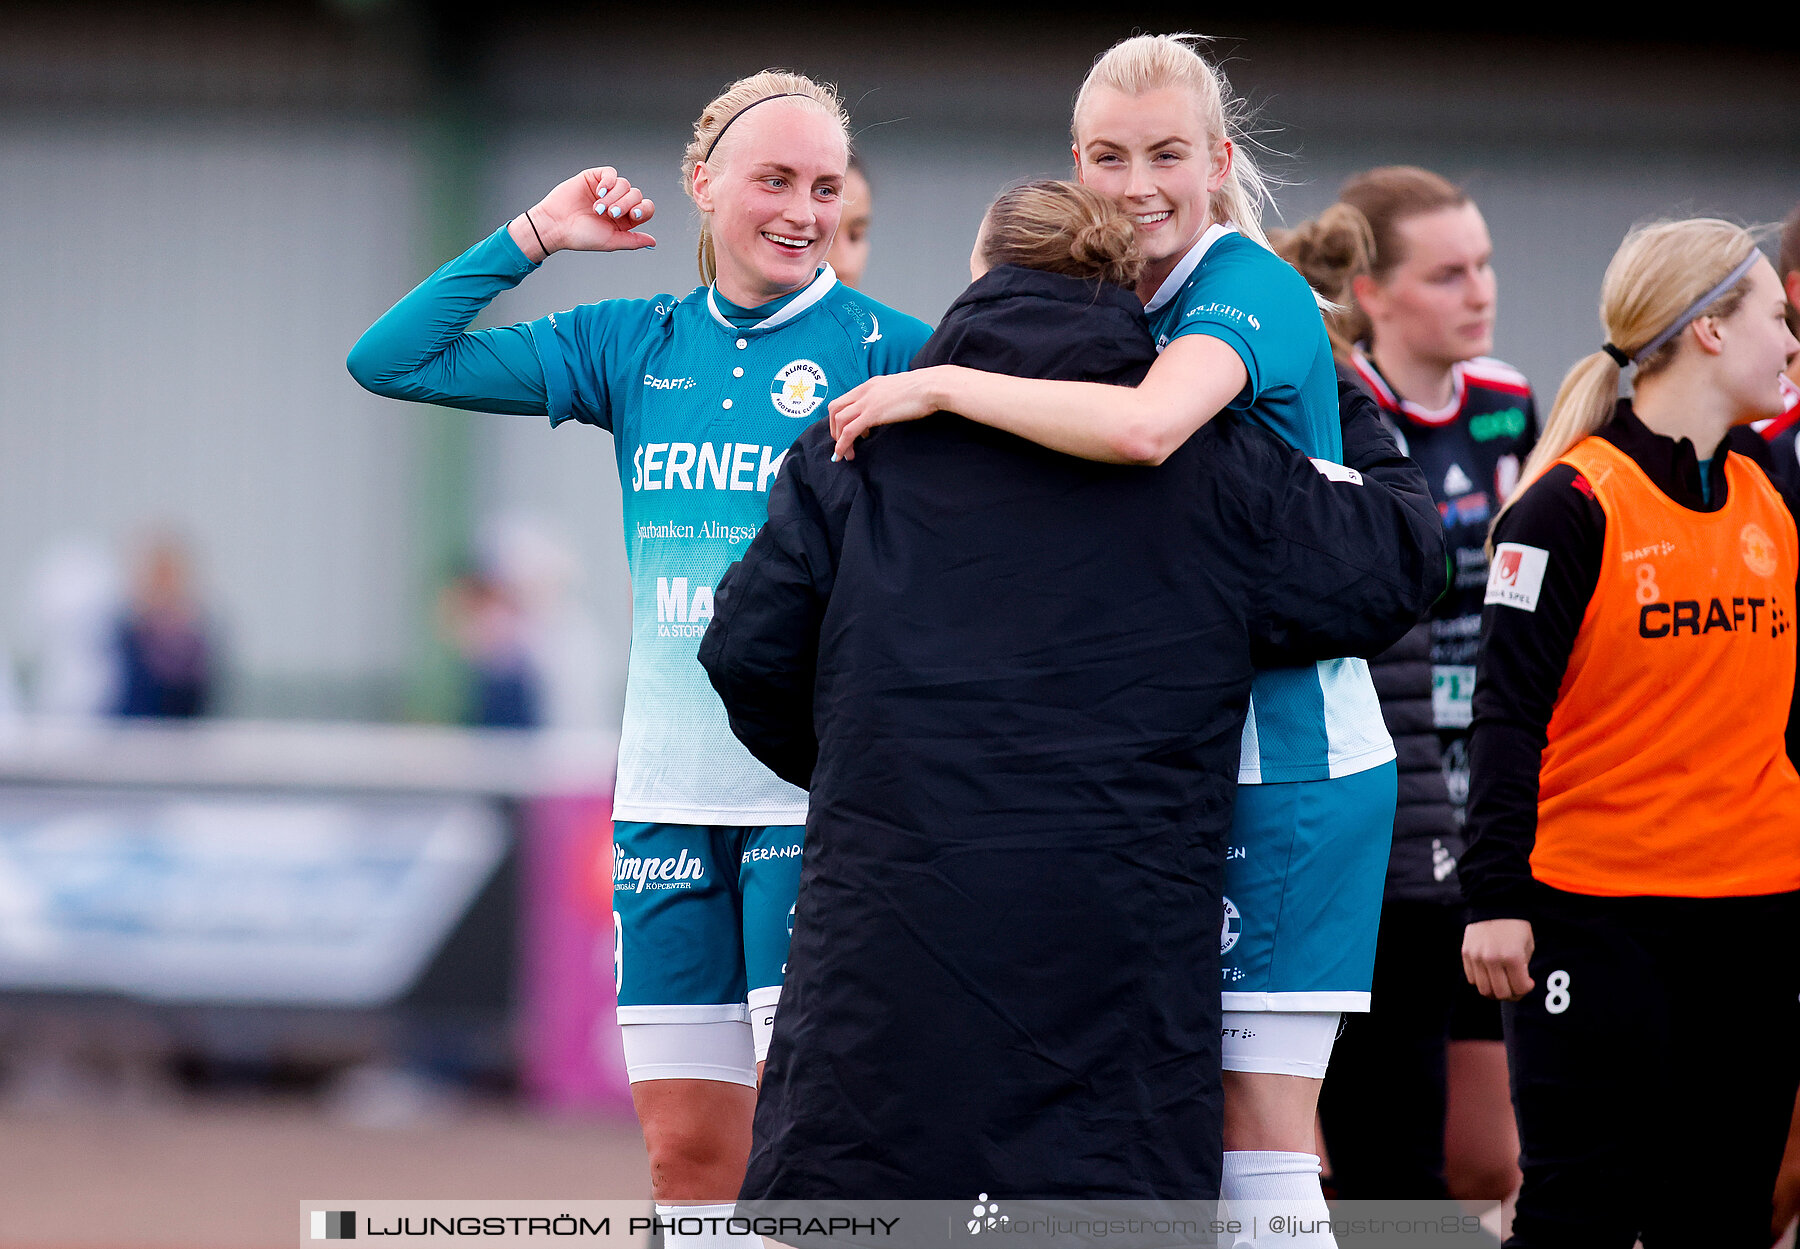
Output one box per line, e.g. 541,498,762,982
703,93,803,162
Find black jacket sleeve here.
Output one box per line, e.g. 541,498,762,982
1459,464,1604,920
698,427,846,790
1247,382,1447,665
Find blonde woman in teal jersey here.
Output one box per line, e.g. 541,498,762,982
829,35,1404,1247
349,71,928,1248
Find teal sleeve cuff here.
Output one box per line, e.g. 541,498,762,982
529,317,578,426
490,223,542,275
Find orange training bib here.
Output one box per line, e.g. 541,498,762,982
1512,436,1800,897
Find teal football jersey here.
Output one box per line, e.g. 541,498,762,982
1145,225,1392,785
347,227,930,824
529,267,929,824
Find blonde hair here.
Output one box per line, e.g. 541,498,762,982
1272,203,1374,360
1070,33,1276,249
1492,218,1761,538
680,70,851,286
980,180,1145,290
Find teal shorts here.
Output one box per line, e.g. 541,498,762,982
611,821,804,1025
1220,761,1396,1012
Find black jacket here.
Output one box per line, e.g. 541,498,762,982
701,265,1444,1202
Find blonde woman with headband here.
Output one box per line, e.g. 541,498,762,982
1461,220,1800,1247
347,71,930,1248
828,35,1426,1241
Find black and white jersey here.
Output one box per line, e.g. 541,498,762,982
1350,349,1537,897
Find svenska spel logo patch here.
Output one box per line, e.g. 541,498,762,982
770,359,829,418
1486,542,1550,612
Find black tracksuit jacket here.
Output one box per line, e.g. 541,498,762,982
699,265,1444,1202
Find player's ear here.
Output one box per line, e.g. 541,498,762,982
692,161,716,214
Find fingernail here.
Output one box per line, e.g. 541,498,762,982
631,208,643,220
831,452,840,463
610,205,623,219
594,201,606,214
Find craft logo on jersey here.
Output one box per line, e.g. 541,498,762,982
1220,896,1242,955
1486,543,1550,612
771,359,829,418
1741,522,1779,578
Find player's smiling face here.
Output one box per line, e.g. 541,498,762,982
1711,259,1800,422
693,101,847,307
1074,86,1231,299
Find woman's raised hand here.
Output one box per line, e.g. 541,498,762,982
512,167,657,261
827,367,951,460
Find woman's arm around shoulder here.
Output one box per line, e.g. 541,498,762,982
827,332,1249,465
1245,404,1446,667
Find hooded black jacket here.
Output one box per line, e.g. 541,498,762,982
700,265,1443,1202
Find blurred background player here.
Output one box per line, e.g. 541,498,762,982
115,533,217,719
824,154,874,290
828,35,1420,1246
348,71,929,1249
1279,166,1529,1205
1462,219,1800,1248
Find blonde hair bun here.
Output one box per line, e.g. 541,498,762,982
980,180,1145,290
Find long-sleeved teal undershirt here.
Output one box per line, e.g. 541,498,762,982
346,225,932,824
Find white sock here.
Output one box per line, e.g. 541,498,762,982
654,1202,761,1248
1221,1151,1336,1248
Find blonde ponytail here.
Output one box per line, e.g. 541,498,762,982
1491,218,1762,543
681,70,851,286
1071,33,1277,249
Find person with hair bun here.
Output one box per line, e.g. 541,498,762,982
347,70,930,1246
1278,167,1531,1206
702,180,1443,1203
1461,219,1800,1247
826,39,1433,1238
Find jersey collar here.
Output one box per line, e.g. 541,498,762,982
705,264,839,335
1350,347,1466,427
1143,222,1236,315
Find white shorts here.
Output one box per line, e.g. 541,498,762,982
1220,1009,1342,1078
620,1019,756,1087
